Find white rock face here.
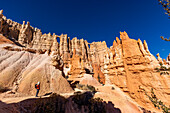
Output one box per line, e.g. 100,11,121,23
0,44,73,96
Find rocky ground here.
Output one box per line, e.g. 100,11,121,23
0,84,163,113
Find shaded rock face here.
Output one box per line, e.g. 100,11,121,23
0,10,169,110
0,92,122,113
0,10,21,41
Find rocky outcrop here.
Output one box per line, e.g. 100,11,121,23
92,63,105,84
157,53,170,68
0,10,22,41
79,74,102,86
18,21,33,46
67,49,86,80
0,43,73,96
0,10,105,83
104,32,169,109
156,53,163,64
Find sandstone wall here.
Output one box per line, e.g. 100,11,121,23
104,32,169,109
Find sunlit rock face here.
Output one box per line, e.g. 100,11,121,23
105,32,169,109
0,44,73,96
0,10,169,110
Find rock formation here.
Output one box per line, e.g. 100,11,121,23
156,53,163,64
156,53,170,68
0,10,169,111
68,49,86,80
163,53,170,68
0,43,73,96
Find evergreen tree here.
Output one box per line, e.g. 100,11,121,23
158,0,170,41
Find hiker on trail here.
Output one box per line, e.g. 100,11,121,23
35,82,40,97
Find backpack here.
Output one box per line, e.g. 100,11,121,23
35,84,37,89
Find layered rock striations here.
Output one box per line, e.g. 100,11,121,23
105,32,169,109
0,43,73,95
0,10,169,110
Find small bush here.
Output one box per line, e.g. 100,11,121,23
160,66,167,71
166,72,169,75
159,63,163,67
111,87,115,90
155,68,160,72
87,85,96,92
76,84,96,92
140,88,170,113
155,65,170,76
160,71,169,75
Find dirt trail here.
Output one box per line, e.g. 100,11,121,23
1,96,35,103
0,91,75,104
0,85,162,113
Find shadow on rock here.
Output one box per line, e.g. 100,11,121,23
0,92,122,113
43,92,53,96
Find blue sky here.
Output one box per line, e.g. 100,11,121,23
1,0,170,59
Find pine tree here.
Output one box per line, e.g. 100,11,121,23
158,0,170,41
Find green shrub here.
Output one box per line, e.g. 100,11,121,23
155,65,170,76
159,63,163,67
140,88,170,113
87,85,96,92
155,68,160,72
160,72,167,75
76,84,96,92
160,66,167,71
111,87,115,90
